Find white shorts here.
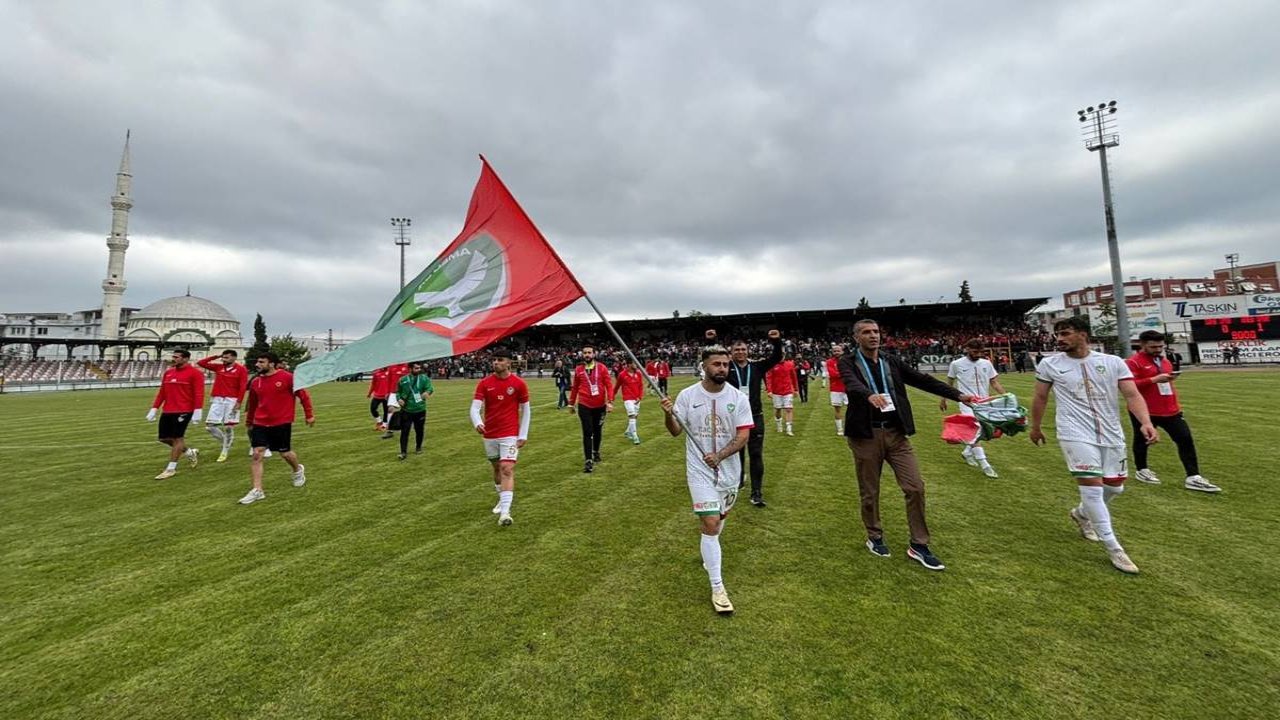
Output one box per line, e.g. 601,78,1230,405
771,393,793,409
206,396,241,425
1059,441,1127,480
688,477,738,517
483,436,520,464
829,391,848,407
623,399,640,416
957,403,975,417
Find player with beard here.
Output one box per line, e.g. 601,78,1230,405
613,359,646,444
568,346,613,473
238,352,314,505
197,349,249,463
766,352,799,436
725,330,783,507
1030,317,1158,574
661,345,754,614
471,347,531,526
941,339,1007,478
147,348,205,480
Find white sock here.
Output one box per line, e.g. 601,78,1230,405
1079,486,1121,551
836,419,843,433
971,445,987,462
786,422,793,433
206,425,225,445
165,461,177,471
498,490,513,514
700,533,723,590
185,447,196,458
1103,483,1125,505
775,418,782,430
627,418,637,435
223,426,234,451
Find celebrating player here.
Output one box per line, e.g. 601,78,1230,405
613,359,645,445
238,352,314,505
146,348,205,480
826,345,849,435
661,345,754,614
1126,330,1220,493
1030,317,1158,574
197,349,249,462
568,345,613,473
941,339,1007,478
470,346,531,526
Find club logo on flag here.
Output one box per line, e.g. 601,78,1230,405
403,233,508,330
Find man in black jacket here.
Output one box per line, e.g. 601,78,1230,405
724,329,783,507
838,319,973,571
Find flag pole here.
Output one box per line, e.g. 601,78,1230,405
578,291,710,456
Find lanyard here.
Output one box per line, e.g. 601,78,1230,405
733,363,750,388
584,363,599,393
856,352,890,395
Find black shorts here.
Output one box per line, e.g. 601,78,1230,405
158,412,192,439
250,424,293,453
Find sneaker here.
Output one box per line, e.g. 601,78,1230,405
907,543,945,571
492,501,502,515
1184,475,1221,493
291,464,306,487
785,429,794,437
1108,548,1140,574
265,449,273,458
631,434,641,445
498,512,513,527
981,463,999,478
380,431,394,440
216,451,229,463
1070,507,1100,542
398,453,407,461
711,587,734,614
154,469,177,480
238,488,265,505
866,537,891,558
584,461,593,474
592,453,602,464
1134,468,1161,485
962,450,979,468
186,448,199,467
750,495,767,508
414,448,423,455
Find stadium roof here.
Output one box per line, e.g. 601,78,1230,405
527,297,1051,335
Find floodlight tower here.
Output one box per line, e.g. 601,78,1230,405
1078,100,1129,349
1225,253,1240,288
391,217,412,289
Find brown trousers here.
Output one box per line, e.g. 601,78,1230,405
847,428,929,545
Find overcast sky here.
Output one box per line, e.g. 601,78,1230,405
1,0,1276,340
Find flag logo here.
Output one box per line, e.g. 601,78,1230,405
403,233,508,330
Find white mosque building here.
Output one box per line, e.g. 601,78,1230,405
0,133,243,362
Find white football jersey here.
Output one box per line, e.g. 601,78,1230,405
673,382,754,488
947,356,999,398
1035,351,1133,446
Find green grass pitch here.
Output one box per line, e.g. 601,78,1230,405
1,369,1277,719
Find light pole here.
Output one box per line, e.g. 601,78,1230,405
391,217,412,289
1225,253,1240,291
1078,100,1130,350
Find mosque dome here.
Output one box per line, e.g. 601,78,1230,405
131,294,238,323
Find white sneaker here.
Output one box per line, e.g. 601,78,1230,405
186,448,199,467
1070,507,1100,542
1108,548,1140,574
785,428,794,437
154,468,177,480
962,450,979,468
498,512,513,527
711,586,734,614
291,464,306,487
981,463,999,478
1134,468,1161,485
1184,475,1221,493
238,488,265,505
265,449,273,458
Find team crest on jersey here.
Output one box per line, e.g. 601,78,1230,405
1095,364,1107,373
727,403,736,413
506,387,514,395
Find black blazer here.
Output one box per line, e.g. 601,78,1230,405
837,351,962,439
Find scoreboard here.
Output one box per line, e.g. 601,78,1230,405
1191,315,1279,342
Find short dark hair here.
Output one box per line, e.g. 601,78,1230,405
221,349,238,358
410,360,425,367
490,345,512,359
260,351,281,364
701,345,730,361
964,338,985,350
854,319,879,331
1138,330,1165,343
1053,317,1090,334
172,348,191,359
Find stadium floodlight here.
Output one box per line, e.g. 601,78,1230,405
1077,100,1129,349
391,217,412,289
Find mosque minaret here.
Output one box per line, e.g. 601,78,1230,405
100,130,132,346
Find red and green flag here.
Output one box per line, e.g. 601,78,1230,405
295,158,586,389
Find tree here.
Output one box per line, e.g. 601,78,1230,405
1094,302,1117,342
268,334,311,370
672,310,680,319
857,297,872,311
687,310,708,318
959,280,973,303
247,313,270,361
